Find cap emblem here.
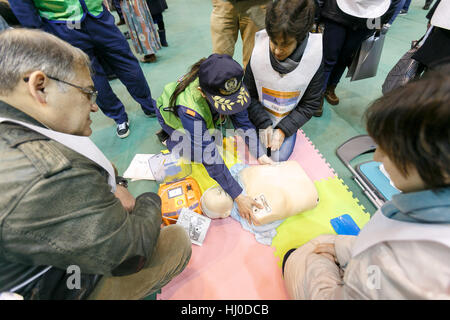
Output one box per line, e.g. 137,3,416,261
220,78,240,95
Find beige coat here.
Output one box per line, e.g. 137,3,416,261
284,234,450,299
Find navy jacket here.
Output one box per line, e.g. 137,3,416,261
159,105,264,200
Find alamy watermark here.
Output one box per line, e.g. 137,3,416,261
165,120,265,165
66,265,81,290
366,17,382,30
366,265,381,290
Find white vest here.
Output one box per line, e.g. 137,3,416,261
431,0,450,30
352,209,450,258
250,30,323,127
0,117,116,192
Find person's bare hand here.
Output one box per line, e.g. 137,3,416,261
313,243,337,264
235,194,262,225
114,185,136,213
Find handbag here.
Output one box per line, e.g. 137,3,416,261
346,28,387,81
381,27,434,95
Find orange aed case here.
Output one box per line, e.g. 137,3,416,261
158,177,203,225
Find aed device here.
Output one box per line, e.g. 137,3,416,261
158,177,202,225
149,151,203,225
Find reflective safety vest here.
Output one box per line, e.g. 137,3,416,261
33,0,104,21
157,78,223,133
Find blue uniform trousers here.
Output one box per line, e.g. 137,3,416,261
43,10,155,124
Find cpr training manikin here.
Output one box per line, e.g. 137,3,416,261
201,161,318,226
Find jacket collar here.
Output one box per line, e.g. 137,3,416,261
269,33,309,74
381,187,450,224
0,100,45,128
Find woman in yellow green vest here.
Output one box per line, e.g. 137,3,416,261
156,54,273,224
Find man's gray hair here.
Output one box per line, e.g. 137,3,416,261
0,28,91,95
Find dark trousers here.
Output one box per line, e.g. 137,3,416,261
322,19,373,89
152,12,165,30
43,10,155,124
112,0,124,21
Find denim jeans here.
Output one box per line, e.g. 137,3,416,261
269,132,297,162
403,0,412,11
389,0,407,24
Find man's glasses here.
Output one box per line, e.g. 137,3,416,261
23,75,98,104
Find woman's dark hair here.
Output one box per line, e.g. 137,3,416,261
169,58,206,115
364,67,450,190
265,0,316,43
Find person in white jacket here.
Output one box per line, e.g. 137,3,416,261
283,68,450,300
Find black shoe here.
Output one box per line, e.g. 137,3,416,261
143,108,156,118
143,99,157,118
123,31,130,40
399,9,408,15
107,73,118,81
156,129,169,146
117,121,130,139
423,3,431,10
158,30,168,47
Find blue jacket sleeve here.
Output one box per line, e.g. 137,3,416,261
177,106,243,200
230,109,266,159
9,0,44,29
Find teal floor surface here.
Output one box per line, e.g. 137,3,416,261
90,0,430,216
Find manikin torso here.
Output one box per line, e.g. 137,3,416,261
201,161,319,225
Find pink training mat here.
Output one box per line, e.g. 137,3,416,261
158,217,289,300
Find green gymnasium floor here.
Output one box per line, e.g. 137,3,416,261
90,0,430,216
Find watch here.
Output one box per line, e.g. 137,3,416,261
116,176,128,188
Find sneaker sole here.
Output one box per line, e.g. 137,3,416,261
117,129,130,139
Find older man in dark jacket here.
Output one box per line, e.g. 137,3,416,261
0,29,191,300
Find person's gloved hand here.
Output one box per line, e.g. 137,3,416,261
259,126,273,148
235,194,263,225
271,128,285,151
257,154,275,165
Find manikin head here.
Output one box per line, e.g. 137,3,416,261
201,186,233,219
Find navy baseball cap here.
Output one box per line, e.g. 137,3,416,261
198,54,250,115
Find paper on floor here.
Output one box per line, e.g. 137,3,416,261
123,154,156,181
